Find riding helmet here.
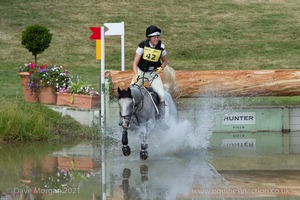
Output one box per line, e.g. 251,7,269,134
146,25,161,37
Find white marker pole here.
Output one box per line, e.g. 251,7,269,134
100,26,106,200
100,26,105,131
121,22,125,71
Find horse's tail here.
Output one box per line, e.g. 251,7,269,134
163,65,181,99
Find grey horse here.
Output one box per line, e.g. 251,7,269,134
118,84,178,160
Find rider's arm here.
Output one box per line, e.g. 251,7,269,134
133,53,141,74
133,45,143,74
161,55,168,69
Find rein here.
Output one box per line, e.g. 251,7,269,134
120,86,144,126
139,71,159,87
120,73,159,128
137,72,160,114
131,86,144,123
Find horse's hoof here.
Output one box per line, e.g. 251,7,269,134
140,150,148,160
140,164,148,175
122,168,131,179
122,145,131,156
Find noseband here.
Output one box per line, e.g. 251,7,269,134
120,97,143,127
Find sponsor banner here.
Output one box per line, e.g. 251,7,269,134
222,112,256,125
222,138,256,149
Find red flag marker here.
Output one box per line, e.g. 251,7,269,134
90,27,101,40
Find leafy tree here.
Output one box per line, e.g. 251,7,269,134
21,24,52,65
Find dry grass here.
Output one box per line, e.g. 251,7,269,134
1,0,300,139
1,0,300,73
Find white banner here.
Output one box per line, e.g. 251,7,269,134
104,22,124,36
222,112,256,125
103,22,125,71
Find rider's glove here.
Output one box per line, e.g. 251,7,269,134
132,74,139,83
155,66,163,74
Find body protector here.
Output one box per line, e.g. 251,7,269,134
137,40,164,72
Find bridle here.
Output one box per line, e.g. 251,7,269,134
119,73,158,128
120,87,144,127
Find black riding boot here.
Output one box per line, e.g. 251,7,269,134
159,101,165,119
158,101,168,129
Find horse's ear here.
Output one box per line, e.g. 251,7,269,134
127,87,131,95
118,87,132,98
118,87,123,99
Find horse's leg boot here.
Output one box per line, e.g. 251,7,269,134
158,101,168,129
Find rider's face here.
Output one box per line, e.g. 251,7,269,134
149,36,160,46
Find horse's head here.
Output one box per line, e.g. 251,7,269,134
118,87,134,129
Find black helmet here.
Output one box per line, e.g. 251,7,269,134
146,25,161,37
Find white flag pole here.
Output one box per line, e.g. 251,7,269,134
100,26,105,132
100,26,106,200
121,22,125,71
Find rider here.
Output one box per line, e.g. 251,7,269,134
132,25,168,120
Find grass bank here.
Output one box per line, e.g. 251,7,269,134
0,100,99,141
1,0,299,71
1,0,300,140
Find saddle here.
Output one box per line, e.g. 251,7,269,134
146,87,160,107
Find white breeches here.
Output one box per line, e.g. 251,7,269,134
133,68,165,102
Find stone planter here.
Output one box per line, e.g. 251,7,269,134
39,86,57,104
41,156,58,174
56,93,100,109
57,157,100,170
18,72,39,102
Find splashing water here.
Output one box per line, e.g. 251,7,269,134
108,94,232,158
148,95,231,157
105,97,236,200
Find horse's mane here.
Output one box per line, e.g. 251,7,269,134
117,65,181,99
163,65,181,99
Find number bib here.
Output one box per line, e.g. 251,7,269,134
143,47,161,62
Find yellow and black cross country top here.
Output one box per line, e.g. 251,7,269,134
138,40,164,72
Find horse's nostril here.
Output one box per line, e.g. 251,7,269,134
121,123,129,129
119,118,130,128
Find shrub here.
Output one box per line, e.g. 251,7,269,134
21,24,52,65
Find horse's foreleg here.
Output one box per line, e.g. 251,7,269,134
140,130,148,160
122,129,131,156
122,129,129,145
122,168,131,199
141,131,148,149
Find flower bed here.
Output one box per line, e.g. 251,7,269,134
19,63,100,108
56,93,100,109
57,80,100,109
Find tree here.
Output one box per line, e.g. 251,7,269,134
21,24,52,65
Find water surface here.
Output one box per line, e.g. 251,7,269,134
1,137,300,200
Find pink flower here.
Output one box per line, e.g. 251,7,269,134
29,63,35,69
59,88,68,93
